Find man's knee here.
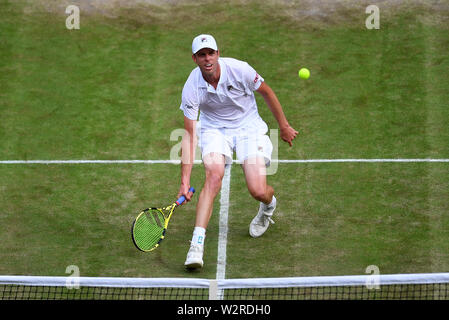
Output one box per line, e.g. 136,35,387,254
205,170,224,193
248,185,267,202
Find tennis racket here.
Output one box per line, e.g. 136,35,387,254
131,187,195,252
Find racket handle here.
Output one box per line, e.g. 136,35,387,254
176,187,195,205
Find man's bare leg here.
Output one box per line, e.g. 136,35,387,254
243,157,276,238
185,153,225,268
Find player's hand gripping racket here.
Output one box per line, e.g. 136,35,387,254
131,187,195,252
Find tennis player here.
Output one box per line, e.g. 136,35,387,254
178,34,298,268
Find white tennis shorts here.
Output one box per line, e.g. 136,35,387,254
197,117,273,166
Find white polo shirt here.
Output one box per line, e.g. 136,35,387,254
179,57,265,130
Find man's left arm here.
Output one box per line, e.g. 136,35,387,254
256,82,298,146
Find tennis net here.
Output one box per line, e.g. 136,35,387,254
1,273,448,300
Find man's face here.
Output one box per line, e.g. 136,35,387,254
192,48,220,77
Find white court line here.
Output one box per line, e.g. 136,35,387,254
216,163,232,300
276,159,449,163
0,160,194,164
1,158,449,164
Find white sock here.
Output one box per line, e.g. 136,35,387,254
264,195,276,209
191,227,206,246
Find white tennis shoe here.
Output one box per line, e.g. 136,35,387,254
249,196,276,238
184,243,204,269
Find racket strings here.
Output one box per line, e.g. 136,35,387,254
133,209,167,251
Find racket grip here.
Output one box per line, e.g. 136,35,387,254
176,187,195,205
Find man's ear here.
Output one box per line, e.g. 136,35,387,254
192,54,197,63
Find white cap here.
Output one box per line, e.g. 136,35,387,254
192,34,218,54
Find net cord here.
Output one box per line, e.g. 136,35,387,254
1,273,449,289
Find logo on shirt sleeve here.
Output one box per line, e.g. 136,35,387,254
185,104,194,109
254,73,260,83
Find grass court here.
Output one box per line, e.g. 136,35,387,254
1,0,448,281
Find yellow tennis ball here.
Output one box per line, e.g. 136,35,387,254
298,68,310,79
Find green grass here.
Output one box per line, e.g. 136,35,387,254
228,163,449,277
0,0,448,282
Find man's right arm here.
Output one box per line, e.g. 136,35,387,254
178,116,197,202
